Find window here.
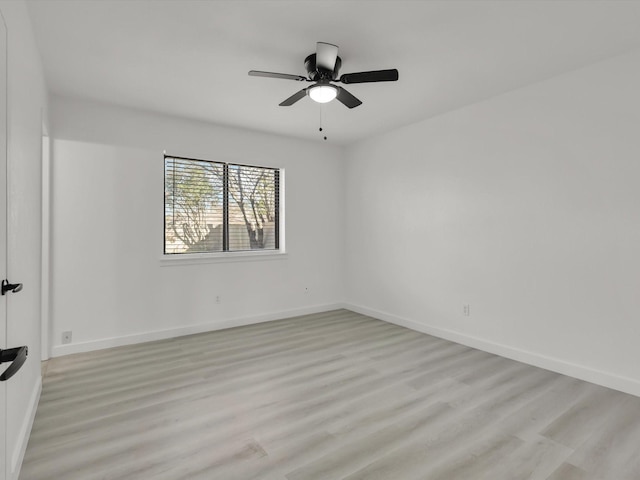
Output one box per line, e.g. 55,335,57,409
164,155,280,255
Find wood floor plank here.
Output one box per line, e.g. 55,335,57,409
472,435,573,480
286,401,454,480
539,385,629,449
546,462,588,480
341,368,561,480
20,309,640,480
567,395,640,479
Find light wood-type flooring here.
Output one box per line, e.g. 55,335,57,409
20,310,640,479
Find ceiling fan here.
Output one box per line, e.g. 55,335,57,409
249,42,399,109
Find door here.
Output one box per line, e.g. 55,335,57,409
0,9,8,480
0,13,31,477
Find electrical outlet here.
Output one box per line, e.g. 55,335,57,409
215,295,221,304
463,305,470,317
62,331,72,344
304,287,309,294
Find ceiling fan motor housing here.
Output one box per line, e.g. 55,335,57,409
304,53,342,81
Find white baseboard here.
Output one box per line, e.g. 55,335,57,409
344,302,640,398
51,303,343,357
49,300,640,396
11,375,42,480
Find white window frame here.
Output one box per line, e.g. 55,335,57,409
161,155,285,266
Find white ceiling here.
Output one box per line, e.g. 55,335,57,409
27,0,640,145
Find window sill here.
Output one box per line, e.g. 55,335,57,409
159,250,288,267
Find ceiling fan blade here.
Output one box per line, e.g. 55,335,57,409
249,70,308,82
336,87,362,109
316,42,339,71
279,88,308,106
339,69,399,84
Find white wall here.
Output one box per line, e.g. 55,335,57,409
345,49,640,396
50,96,345,355
0,1,48,478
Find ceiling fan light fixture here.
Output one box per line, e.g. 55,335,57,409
308,84,338,104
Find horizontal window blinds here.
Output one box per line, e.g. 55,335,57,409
164,156,279,254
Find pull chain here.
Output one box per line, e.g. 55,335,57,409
319,105,327,141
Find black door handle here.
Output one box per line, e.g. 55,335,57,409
1,279,23,295
0,346,28,381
